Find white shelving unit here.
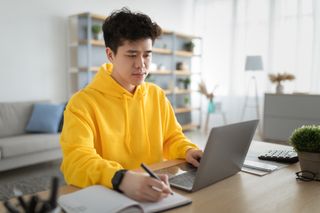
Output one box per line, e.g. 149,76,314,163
150,31,203,131
67,13,107,96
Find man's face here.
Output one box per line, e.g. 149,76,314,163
107,38,152,93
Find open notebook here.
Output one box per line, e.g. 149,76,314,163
58,185,191,213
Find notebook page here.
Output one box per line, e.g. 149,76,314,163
139,192,192,213
58,185,143,213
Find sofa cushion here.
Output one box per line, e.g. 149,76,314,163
0,101,34,138
0,134,60,158
25,103,64,133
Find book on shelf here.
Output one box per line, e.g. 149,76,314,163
58,185,191,213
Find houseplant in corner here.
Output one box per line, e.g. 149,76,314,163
289,125,320,180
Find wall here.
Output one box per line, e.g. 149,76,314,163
0,0,196,102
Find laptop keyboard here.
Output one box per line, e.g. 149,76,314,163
169,170,196,187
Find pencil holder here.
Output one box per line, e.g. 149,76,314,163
3,177,60,213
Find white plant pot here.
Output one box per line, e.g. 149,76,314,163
298,151,320,179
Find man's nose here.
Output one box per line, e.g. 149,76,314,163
135,56,145,69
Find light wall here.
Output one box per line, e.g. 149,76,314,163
0,0,196,102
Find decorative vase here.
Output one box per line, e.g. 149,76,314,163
276,82,284,94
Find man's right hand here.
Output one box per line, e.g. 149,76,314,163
119,170,172,202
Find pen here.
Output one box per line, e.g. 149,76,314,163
140,163,174,195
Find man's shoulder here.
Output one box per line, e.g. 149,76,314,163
144,82,165,96
67,88,96,111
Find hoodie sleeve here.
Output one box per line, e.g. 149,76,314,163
162,95,199,160
60,105,123,189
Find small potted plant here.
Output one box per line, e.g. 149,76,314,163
184,96,190,107
178,78,191,90
268,72,295,94
91,24,102,40
289,125,320,179
183,41,195,52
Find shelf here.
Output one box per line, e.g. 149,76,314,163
70,67,99,73
77,40,105,47
149,70,201,75
165,89,200,95
162,30,174,35
175,107,200,114
77,12,107,21
174,89,193,94
174,50,202,57
175,70,191,75
164,89,173,95
174,32,202,40
175,50,193,57
149,70,172,75
174,71,200,76
153,48,172,54
181,123,199,131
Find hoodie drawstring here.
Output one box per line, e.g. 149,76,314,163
123,94,132,153
140,93,151,155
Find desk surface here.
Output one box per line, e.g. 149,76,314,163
1,141,320,213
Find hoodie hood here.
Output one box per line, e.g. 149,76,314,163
88,63,150,154
89,63,146,98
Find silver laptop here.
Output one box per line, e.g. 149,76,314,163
155,120,259,192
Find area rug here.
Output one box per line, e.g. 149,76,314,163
0,172,66,201
0,160,66,201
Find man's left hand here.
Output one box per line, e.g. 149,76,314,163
186,148,203,167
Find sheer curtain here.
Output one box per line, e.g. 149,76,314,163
194,0,320,126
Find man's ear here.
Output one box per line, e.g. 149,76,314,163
106,47,115,62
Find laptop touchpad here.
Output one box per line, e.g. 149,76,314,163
155,162,197,178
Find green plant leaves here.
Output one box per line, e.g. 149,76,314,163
289,125,320,153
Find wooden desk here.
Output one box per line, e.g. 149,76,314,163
1,141,320,212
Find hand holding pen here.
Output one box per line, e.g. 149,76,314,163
118,165,173,202
141,163,173,195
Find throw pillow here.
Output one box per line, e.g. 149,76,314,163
25,103,65,133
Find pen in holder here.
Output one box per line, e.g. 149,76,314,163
3,176,60,213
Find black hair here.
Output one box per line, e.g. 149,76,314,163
102,7,162,54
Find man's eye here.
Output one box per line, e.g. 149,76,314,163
127,55,136,58
144,54,151,58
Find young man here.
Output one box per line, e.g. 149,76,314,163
60,8,203,202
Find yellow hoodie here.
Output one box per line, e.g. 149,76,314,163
60,63,198,189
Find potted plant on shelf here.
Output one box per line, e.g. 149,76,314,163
289,125,320,180
183,41,195,52
268,72,295,94
178,78,191,90
91,24,102,40
184,96,190,107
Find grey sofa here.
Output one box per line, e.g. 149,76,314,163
0,101,62,172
